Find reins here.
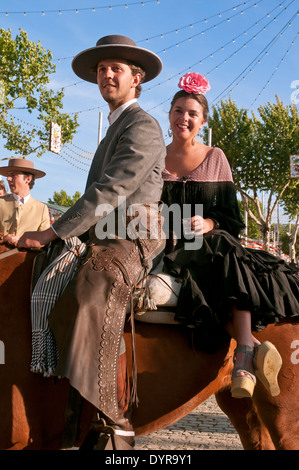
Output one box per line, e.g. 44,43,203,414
0,247,20,260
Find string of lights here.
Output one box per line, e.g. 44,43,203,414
139,0,261,44
53,0,262,63
69,104,107,115
59,146,91,168
210,8,298,104
206,5,296,81
155,0,265,55
146,0,296,112
2,1,297,168
58,151,89,172
66,0,292,115
5,113,93,169
63,143,94,160
52,0,265,94
204,26,298,151
205,1,296,76
0,0,162,16
150,0,294,88
250,31,299,107
5,113,43,131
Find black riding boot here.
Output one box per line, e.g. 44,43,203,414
80,351,135,450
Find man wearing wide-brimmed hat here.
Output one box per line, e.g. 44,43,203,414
18,35,166,449
0,157,50,244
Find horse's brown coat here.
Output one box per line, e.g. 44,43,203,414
0,244,299,450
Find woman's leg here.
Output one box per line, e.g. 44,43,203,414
226,308,257,396
226,307,260,368
228,307,255,347
226,306,282,398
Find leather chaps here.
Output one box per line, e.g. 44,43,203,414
48,234,164,423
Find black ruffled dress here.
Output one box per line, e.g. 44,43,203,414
161,148,299,351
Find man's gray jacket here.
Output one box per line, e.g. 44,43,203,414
53,102,166,239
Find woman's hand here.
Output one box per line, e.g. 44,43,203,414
183,215,215,236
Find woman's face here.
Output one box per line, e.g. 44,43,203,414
169,97,206,141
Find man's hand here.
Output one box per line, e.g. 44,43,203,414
18,227,58,250
3,234,19,247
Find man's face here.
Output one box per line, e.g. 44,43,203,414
6,172,31,196
96,59,141,112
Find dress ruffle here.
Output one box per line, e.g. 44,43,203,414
163,230,299,351
161,156,299,352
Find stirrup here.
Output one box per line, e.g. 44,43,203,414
80,417,135,451
253,341,282,397
231,344,256,399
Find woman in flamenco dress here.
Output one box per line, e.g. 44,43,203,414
161,72,299,398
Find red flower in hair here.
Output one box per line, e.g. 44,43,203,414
178,72,210,95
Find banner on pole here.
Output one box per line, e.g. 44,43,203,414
49,122,61,155
290,155,299,178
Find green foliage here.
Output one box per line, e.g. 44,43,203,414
0,28,79,157
251,96,299,192
203,96,299,250
203,97,255,189
48,189,81,207
204,96,299,196
281,183,299,220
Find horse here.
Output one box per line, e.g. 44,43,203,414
1,242,299,450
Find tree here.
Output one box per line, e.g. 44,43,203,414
280,223,299,262
281,184,299,262
48,190,81,207
0,28,78,158
204,96,299,251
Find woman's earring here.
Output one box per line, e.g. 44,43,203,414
168,128,173,138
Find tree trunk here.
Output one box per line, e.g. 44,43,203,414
289,214,299,262
262,228,271,252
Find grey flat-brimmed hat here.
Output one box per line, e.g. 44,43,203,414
0,158,46,178
72,35,162,84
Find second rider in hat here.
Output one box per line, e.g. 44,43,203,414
0,158,50,245
18,35,166,449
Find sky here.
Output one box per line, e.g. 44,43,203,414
0,0,298,223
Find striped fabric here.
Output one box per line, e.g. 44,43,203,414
30,237,87,377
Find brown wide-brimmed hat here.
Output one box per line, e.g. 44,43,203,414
0,158,46,178
72,35,162,84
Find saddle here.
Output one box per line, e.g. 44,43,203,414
29,237,181,336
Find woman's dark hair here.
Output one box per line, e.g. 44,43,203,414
170,90,209,121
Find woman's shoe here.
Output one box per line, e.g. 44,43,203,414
231,344,256,399
254,341,282,397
